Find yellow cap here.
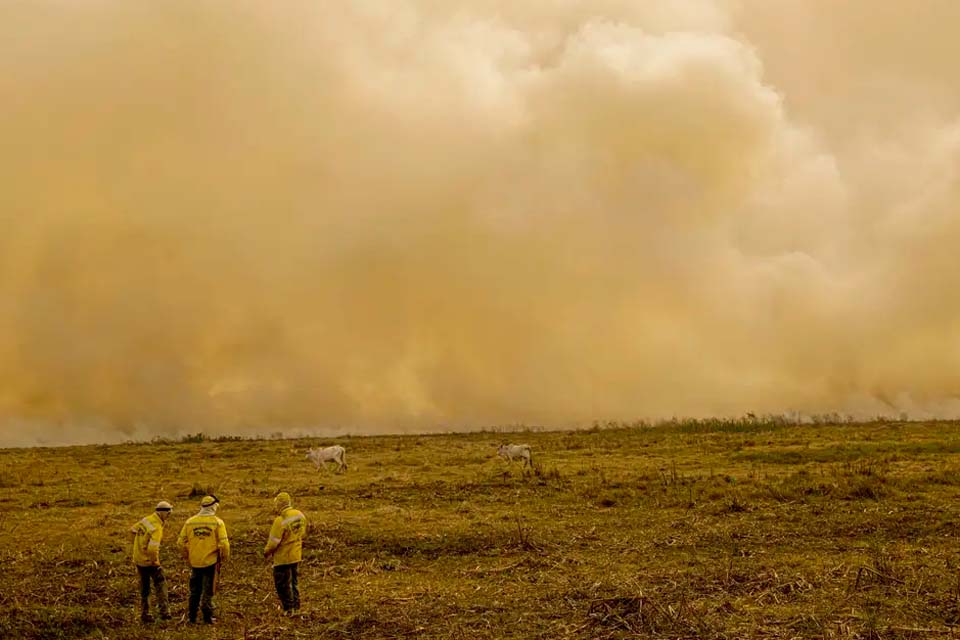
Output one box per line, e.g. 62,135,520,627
155,501,173,512
200,495,219,507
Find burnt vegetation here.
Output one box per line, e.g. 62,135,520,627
2,418,960,638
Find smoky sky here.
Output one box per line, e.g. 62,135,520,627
2,1,959,446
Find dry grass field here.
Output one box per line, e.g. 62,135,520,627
3,419,960,639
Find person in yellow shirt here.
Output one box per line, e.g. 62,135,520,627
129,501,173,623
264,491,307,614
177,495,229,624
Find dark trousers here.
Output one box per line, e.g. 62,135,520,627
273,563,300,612
136,566,169,618
188,565,217,622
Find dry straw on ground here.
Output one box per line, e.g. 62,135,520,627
3,418,960,639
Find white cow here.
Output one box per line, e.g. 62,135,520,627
306,445,348,473
498,443,533,468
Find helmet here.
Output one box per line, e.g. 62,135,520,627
155,501,173,512
200,495,220,507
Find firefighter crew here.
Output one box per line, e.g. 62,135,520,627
177,495,230,624
129,501,174,623
264,491,308,614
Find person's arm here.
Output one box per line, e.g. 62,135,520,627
217,519,230,562
129,523,140,560
146,526,162,565
177,524,190,561
264,517,284,558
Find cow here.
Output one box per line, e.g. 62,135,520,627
305,445,348,473
497,443,532,468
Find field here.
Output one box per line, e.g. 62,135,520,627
3,419,960,639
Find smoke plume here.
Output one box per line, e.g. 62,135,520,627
2,1,959,446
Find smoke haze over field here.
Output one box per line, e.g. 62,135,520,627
2,1,960,446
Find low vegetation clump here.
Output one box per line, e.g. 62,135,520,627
2,419,960,638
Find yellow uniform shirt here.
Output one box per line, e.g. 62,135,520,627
177,514,230,568
264,507,307,567
130,512,164,567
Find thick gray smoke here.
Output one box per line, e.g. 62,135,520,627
1,1,959,446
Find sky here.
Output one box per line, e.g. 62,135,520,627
1,1,959,446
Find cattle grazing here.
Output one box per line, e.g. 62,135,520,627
497,443,532,468
305,445,348,473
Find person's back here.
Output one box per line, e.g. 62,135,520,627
179,511,229,568
268,506,307,565
130,511,165,568
177,496,229,624
129,502,173,623
265,492,308,614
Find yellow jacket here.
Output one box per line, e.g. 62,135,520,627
264,507,307,566
177,511,230,568
130,513,164,567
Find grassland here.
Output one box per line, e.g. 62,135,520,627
3,419,960,639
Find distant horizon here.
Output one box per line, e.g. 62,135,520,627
4,413,957,450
